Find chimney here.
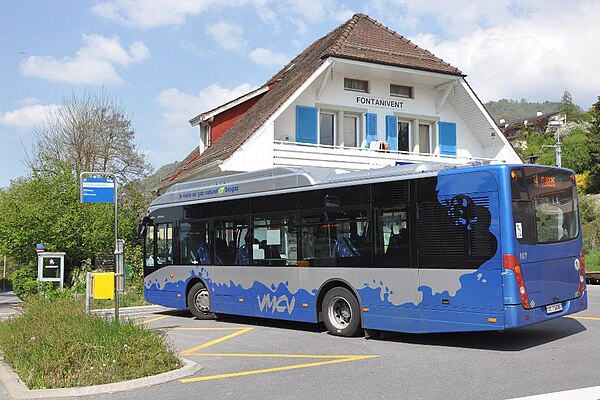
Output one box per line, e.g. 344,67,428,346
536,111,543,117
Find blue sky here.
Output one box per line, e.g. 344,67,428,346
1,0,599,187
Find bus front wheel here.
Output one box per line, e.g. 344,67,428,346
322,287,362,337
187,282,215,320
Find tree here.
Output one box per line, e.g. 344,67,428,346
0,161,147,277
560,89,584,123
30,90,151,182
587,96,600,192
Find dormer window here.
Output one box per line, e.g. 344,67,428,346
344,78,368,93
390,84,413,98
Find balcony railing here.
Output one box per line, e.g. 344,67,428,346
273,140,503,170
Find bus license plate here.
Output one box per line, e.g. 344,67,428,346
546,303,563,314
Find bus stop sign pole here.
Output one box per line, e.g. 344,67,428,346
80,172,121,321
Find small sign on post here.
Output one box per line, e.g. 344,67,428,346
37,252,65,289
80,177,115,203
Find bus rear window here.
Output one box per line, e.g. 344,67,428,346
511,167,579,244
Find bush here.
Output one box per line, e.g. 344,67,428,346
12,264,63,300
0,297,180,389
586,248,600,272
70,258,93,293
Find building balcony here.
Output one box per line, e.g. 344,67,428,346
272,140,503,170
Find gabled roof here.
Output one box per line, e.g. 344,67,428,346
189,85,270,126
323,14,462,76
162,13,463,187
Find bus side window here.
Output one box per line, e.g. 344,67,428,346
213,219,248,265
372,180,410,268
144,225,155,268
179,221,210,265
252,215,297,266
374,208,410,267
156,223,173,267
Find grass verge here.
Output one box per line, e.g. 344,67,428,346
91,283,148,309
0,296,180,389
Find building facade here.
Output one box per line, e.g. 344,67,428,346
162,14,521,190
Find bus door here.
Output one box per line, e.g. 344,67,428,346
417,172,504,332
210,218,253,316
510,167,582,309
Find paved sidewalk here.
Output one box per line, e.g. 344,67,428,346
0,292,20,320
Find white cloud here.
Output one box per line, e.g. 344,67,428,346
0,104,61,130
92,0,220,29
17,97,41,106
206,21,246,51
414,1,600,107
153,83,257,163
249,48,288,68
21,34,150,85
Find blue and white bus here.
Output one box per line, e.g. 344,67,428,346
141,163,587,336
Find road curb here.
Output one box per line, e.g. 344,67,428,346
0,356,201,399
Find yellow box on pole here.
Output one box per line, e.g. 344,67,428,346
92,272,115,300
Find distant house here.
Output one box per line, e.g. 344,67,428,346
161,13,520,190
500,111,566,141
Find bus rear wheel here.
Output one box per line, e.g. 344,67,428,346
322,287,362,337
188,282,215,320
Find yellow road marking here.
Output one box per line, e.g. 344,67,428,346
180,355,378,383
185,353,361,359
134,315,170,325
157,327,252,331
565,315,600,321
181,328,254,355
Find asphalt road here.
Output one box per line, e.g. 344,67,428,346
3,287,600,400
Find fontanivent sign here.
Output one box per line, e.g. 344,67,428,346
355,95,404,109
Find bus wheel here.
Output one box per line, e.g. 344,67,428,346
187,282,215,320
322,287,362,337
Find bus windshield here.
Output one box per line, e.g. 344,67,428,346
511,167,579,244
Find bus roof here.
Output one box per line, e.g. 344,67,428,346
149,162,474,210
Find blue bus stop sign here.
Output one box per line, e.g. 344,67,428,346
81,177,115,203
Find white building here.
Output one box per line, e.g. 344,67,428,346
162,14,520,190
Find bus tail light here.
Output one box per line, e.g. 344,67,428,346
578,249,586,296
503,254,531,309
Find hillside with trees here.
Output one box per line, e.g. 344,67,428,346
485,99,561,123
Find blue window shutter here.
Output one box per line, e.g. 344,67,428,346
385,115,398,151
365,113,378,147
296,106,318,144
439,121,457,156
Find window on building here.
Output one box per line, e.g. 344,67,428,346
419,123,432,154
320,112,334,146
344,78,369,93
390,84,413,98
343,115,360,147
398,121,410,152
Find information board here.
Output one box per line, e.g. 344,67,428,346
81,177,115,203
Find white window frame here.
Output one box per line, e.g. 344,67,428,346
344,78,369,93
418,123,433,154
318,110,336,146
397,119,412,152
342,113,362,148
390,84,414,99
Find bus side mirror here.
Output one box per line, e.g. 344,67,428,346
138,216,153,238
